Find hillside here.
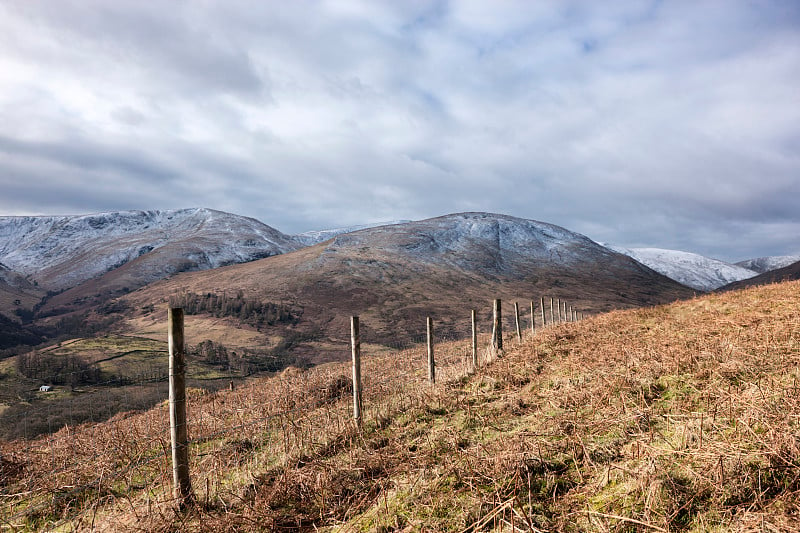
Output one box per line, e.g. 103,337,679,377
0,208,298,298
720,259,800,291
291,220,410,246
0,263,44,318
3,279,798,531
735,255,800,274
121,213,695,362
0,209,303,333
608,246,757,291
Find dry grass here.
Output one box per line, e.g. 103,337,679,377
2,281,799,531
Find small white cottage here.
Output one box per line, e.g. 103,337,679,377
39,385,52,392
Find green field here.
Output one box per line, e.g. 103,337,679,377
0,334,248,440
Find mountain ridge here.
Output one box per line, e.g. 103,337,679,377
292,220,412,246
0,208,300,299
120,212,695,363
735,255,800,274
607,245,757,291
720,259,800,291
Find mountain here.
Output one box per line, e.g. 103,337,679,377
0,208,299,292
720,259,800,291
607,246,758,291
292,220,411,246
0,209,302,319
122,212,695,363
735,255,800,274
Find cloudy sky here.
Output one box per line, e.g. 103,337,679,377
0,0,798,261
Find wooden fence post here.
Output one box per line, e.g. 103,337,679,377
541,297,546,327
530,300,535,335
471,309,478,369
514,301,522,342
550,298,555,325
351,316,362,425
492,299,503,355
427,317,435,384
168,307,195,510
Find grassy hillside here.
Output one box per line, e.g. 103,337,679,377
2,281,799,531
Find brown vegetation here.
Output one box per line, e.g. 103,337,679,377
2,280,799,531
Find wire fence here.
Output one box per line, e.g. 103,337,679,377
0,297,585,530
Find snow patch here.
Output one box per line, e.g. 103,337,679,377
0,208,299,290
292,220,412,246
735,255,800,274
608,246,758,291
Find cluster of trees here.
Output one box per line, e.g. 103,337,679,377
192,339,237,368
168,291,300,329
189,339,296,375
16,351,101,387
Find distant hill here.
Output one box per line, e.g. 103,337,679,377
720,259,800,291
607,246,757,291
123,212,695,362
0,209,300,318
735,255,800,274
0,208,299,292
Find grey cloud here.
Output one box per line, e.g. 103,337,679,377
0,135,179,183
0,0,798,261
5,0,266,97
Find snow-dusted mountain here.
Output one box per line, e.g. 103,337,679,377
607,246,758,291
292,220,411,247
0,208,299,291
735,255,800,274
124,212,695,360
722,258,800,291
324,213,627,273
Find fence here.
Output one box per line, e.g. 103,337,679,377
0,296,586,529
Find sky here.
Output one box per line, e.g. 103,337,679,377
0,0,798,262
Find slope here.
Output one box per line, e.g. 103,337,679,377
0,262,44,317
0,264,46,350
4,279,798,531
0,209,301,323
608,246,757,291
121,212,695,362
736,255,800,273
0,208,299,293
291,220,411,246
720,258,800,291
